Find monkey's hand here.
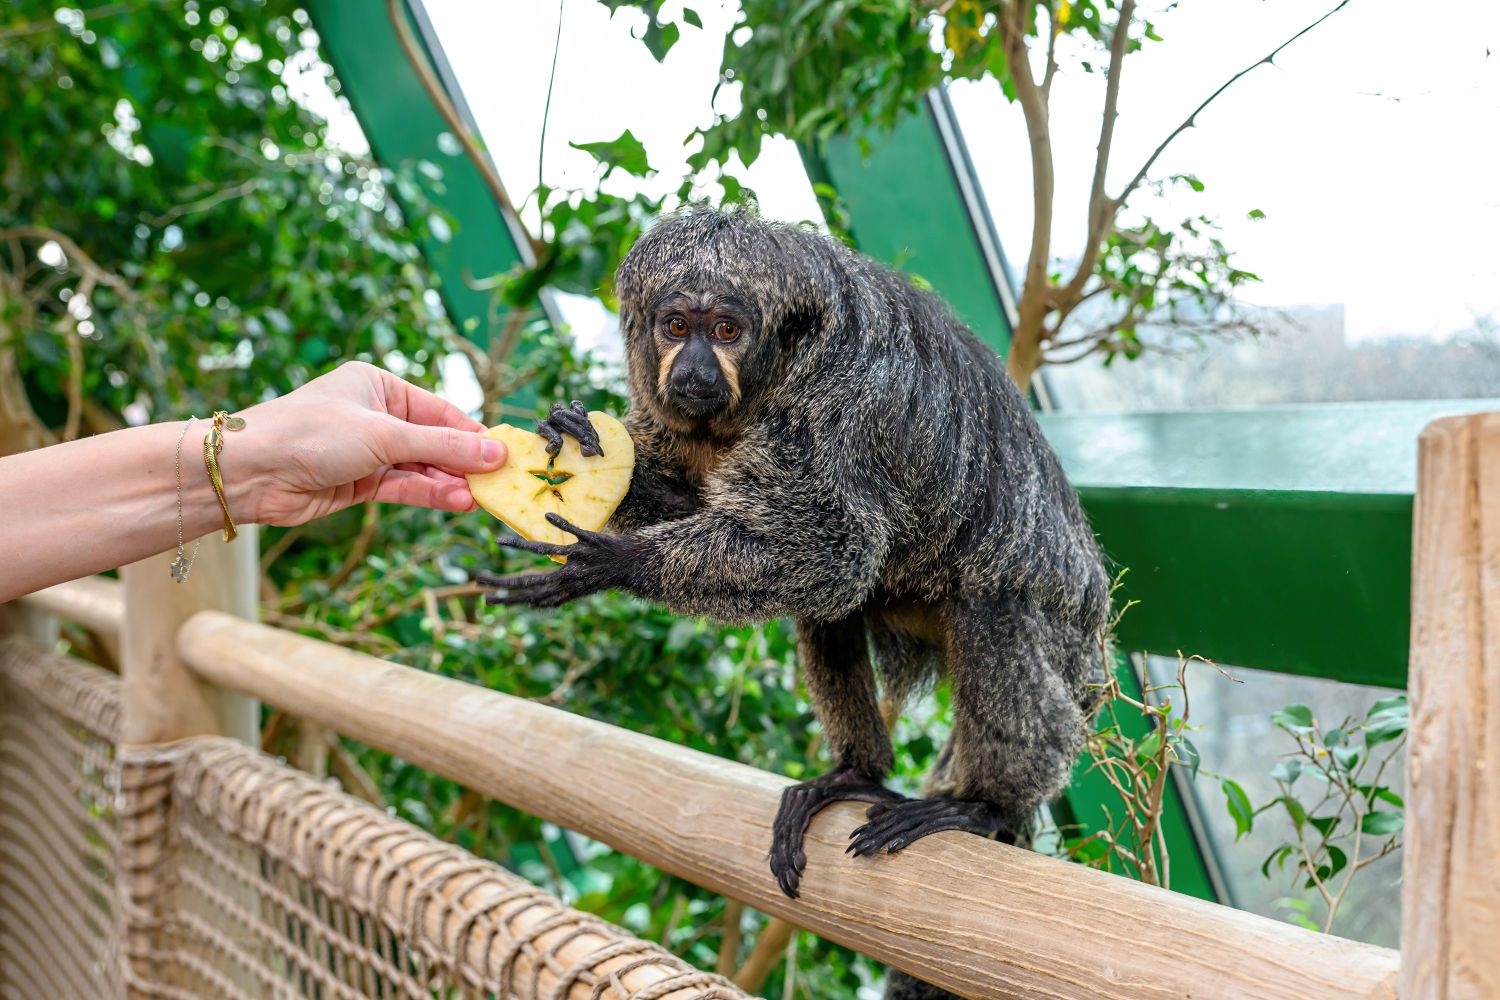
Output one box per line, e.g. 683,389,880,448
770,768,903,899
536,400,603,457
477,513,637,608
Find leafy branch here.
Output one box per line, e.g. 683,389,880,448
1237,696,1407,934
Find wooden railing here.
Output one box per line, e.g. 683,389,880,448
14,409,1500,999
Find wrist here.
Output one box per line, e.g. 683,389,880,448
178,411,271,534
216,409,275,528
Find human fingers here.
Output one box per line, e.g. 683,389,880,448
371,365,486,432
364,467,478,512
373,415,506,473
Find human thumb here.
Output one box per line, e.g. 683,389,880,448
379,418,507,472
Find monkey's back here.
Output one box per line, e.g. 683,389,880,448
777,235,1108,623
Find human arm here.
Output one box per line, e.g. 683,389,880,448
0,361,506,603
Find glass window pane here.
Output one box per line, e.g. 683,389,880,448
1146,656,1404,947
949,1,1500,410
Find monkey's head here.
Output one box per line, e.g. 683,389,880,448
647,290,755,423
615,206,823,436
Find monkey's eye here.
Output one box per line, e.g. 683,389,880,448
666,317,688,338
714,320,739,342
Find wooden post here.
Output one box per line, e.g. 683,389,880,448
1403,411,1500,999
120,526,258,744
119,526,258,997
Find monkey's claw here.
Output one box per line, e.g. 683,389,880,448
845,797,1004,858
536,400,603,457
478,516,636,609
769,769,903,899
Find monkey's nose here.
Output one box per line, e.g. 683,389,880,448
672,370,717,397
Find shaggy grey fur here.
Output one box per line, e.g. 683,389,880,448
480,207,1110,1000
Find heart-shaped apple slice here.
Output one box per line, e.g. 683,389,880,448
467,412,635,561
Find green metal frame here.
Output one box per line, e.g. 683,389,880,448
306,1,530,344
1040,400,1500,687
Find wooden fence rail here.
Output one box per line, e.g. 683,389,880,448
177,610,1398,1000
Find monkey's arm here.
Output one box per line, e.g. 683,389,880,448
607,413,701,531
484,443,889,621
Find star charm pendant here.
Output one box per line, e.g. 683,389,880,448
170,554,190,582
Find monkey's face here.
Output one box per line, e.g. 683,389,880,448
650,292,755,423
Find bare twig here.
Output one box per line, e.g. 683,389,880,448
716,898,745,975
1061,0,1136,305
1117,0,1354,206
733,916,796,993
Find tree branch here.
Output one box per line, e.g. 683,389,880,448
1061,0,1135,304
1117,0,1353,206
1042,1,1060,97
1002,3,1055,301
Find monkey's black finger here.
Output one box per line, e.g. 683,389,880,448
544,512,598,541
883,818,974,854
485,586,569,607
549,406,604,457
535,419,565,457
479,571,554,590
495,535,573,557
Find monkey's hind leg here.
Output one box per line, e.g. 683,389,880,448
770,615,903,899
847,593,1087,859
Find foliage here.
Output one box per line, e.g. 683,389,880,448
0,0,459,436
1234,695,1407,935
1058,651,1220,888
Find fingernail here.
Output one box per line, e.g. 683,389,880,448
481,438,505,464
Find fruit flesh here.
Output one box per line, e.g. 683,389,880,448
466,413,635,561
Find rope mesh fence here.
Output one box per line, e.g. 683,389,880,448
0,638,747,1000
0,637,123,1000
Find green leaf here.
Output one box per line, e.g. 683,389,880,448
1135,728,1163,763
1221,779,1253,840
1361,811,1404,836
1279,795,1307,830
1172,735,1201,779
1309,815,1339,838
1270,758,1302,785
1332,746,1360,771
570,130,652,177
681,7,703,28
1247,208,1266,220
641,19,680,62
1271,704,1314,734
1260,845,1293,879
1365,696,1409,746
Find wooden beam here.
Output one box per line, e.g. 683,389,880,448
121,534,258,745
179,611,1400,1000
1403,411,1500,999
19,575,124,637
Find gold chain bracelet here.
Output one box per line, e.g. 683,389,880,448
204,410,246,542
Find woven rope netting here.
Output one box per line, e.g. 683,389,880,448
0,638,746,1000
0,638,123,1000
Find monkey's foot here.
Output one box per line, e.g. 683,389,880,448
845,797,1005,858
770,769,903,899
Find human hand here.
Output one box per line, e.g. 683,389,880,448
226,361,506,526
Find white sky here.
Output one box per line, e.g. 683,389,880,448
421,0,1500,345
